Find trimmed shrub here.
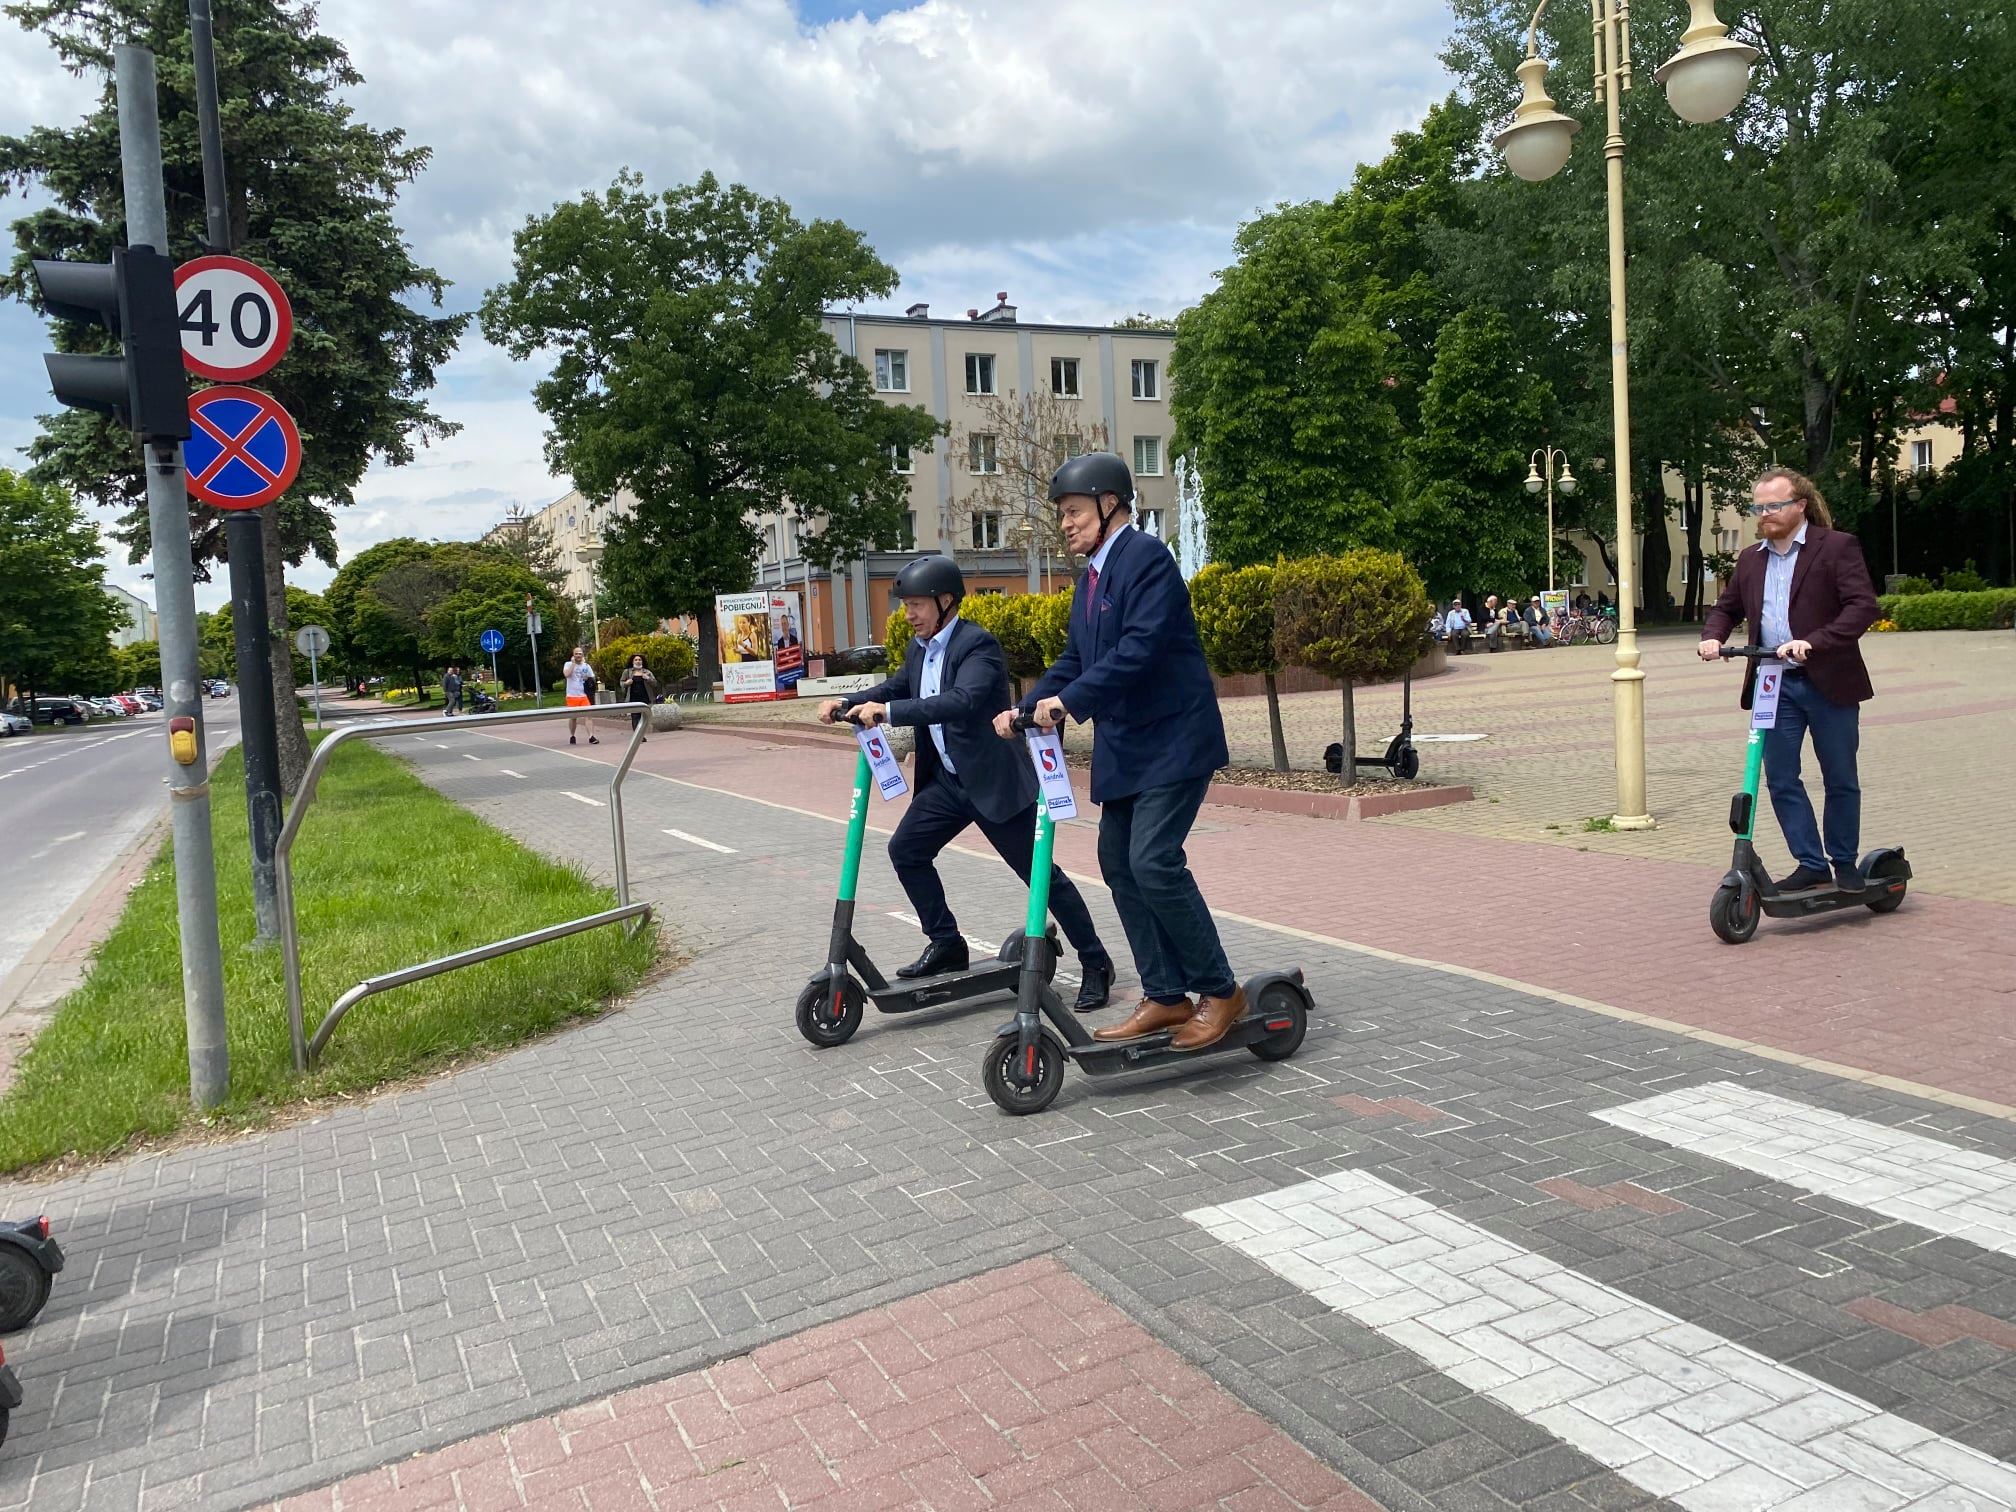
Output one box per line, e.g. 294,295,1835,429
589,634,697,691
1876,588,2016,631
1887,575,1936,596
885,606,912,665
1942,561,1990,594
885,589,1074,684
1274,550,1432,779
1192,562,1288,770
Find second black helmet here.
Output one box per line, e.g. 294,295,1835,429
893,554,965,606
1048,451,1135,507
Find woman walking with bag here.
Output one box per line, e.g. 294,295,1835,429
622,653,659,742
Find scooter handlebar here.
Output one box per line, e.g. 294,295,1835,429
1008,710,1040,734
1718,646,1779,661
842,706,886,727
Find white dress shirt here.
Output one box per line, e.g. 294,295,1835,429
1760,520,1808,651
919,614,960,774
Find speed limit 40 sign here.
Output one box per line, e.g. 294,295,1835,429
175,254,293,381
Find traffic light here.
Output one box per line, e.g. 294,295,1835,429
32,244,190,442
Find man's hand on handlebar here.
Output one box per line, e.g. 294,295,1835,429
1697,639,1724,663
1775,639,1812,665
1029,695,1067,730
992,709,1019,740
849,701,889,727
818,698,845,724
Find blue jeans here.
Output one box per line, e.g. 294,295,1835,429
1762,672,1861,872
1097,776,1236,1004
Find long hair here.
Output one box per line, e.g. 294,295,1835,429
1755,466,1833,528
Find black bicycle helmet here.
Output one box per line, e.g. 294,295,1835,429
1048,451,1135,507
893,554,965,606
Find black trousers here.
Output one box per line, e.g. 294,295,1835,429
888,772,1111,968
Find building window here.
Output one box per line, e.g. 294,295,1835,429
890,442,913,474
1133,435,1162,476
879,511,917,551
1131,359,1159,400
965,352,996,395
1055,433,1084,465
874,349,909,392
1051,357,1079,397
1139,508,1165,538
969,433,998,474
1910,439,1933,473
972,512,1004,550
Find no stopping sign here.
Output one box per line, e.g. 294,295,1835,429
175,255,294,381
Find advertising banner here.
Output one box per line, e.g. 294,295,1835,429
1025,726,1078,822
856,722,908,800
770,592,805,693
715,590,807,701
1541,589,1570,620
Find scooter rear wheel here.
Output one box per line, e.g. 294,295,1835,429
0,1248,51,1333
1864,853,1909,914
1709,882,1759,944
795,973,865,1048
1249,982,1309,1061
981,1032,1064,1114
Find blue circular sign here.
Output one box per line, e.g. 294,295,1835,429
183,385,301,510
480,629,505,654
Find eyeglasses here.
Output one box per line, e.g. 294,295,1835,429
1750,499,1799,516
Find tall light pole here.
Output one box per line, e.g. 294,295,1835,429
577,540,605,651
1524,446,1578,592
1493,0,1755,830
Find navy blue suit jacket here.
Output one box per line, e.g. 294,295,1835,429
1021,526,1228,804
843,618,1037,825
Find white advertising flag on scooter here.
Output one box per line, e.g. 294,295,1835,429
856,723,908,800
1025,725,1077,822
1750,660,1786,731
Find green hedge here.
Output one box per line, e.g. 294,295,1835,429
1875,588,2016,631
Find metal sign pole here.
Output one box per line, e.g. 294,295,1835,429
308,648,321,728
120,44,229,1108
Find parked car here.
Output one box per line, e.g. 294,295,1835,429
0,711,30,738
111,694,145,716
29,697,89,727
83,698,124,718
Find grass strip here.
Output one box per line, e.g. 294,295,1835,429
0,741,657,1172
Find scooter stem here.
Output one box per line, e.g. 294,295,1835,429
838,750,872,903
1025,804,1056,938
1738,728,1765,842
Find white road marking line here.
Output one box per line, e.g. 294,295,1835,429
661,827,735,854
27,831,90,862
498,769,527,780
562,791,604,807
1188,1170,2016,1510
463,753,483,762
1596,1082,2016,1261
433,741,452,749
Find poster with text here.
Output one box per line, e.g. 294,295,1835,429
716,591,777,701
769,592,805,694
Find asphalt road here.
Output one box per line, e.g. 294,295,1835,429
0,700,242,993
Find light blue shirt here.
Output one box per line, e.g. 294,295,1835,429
1086,522,1130,578
919,613,960,774
1759,521,1808,650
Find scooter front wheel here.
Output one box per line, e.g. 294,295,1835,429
1709,882,1759,944
795,972,865,1048
0,1248,50,1333
981,1031,1064,1114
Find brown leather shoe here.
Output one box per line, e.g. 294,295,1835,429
1091,997,1194,1042
1169,987,1248,1051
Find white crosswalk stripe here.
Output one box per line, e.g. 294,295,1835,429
1187,1169,2016,1510
1596,1082,2016,1262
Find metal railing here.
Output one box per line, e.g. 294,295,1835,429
277,702,654,1070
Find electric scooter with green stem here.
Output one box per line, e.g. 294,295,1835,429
796,711,1055,1046
1709,645,1910,943
980,713,1312,1114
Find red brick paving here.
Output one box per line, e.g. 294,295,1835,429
1534,1178,1688,1216
511,726,2016,1112
1845,1297,2016,1353
268,1257,1381,1512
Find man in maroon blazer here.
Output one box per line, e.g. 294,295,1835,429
1699,467,1880,893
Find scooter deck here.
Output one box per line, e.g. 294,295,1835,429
1063,1004,1301,1074
871,961,1022,1014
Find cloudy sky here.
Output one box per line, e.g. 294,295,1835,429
0,0,1457,610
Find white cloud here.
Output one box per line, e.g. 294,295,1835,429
2,0,1457,610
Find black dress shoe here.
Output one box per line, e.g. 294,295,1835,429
896,939,968,979
1773,865,1830,892
1072,961,1113,1014
1832,861,1865,893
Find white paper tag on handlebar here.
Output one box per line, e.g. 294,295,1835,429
855,723,908,800
1024,726,1078,822
1750,659,1786,731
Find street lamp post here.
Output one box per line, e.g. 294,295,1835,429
1524,447,1578,592
577,540,605,652
1493,0,1755,830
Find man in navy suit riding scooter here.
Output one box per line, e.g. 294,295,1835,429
993,452,1248,1050
821,555,1114,1011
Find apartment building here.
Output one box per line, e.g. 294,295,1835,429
104,584,157,647
527,487,636,607
756,296,1179,651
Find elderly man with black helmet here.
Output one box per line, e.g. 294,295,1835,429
993,453,1246,1051
820,554,1114,1011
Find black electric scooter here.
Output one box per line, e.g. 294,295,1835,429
981,714,1313,1114
1709,645,1910,943
796,712,1056,1047
0,1215,62,1334
1324,667,1421,781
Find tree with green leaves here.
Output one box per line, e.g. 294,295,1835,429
480,172,943,682
1171,202,1404,568
1190,562,1288,771
0,468,117,702
1401,308,1553,601
1,0,468,787
1273,550,1431,780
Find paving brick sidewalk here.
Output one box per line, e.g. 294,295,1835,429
270,1256,1382,1512
5,719,2015,1511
